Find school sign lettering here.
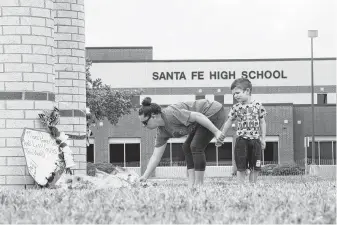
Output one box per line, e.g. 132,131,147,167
152,70,287,80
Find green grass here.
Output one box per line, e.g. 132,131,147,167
0,176,335,224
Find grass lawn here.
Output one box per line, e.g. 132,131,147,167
0,176,335,224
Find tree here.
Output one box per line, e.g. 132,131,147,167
86,58,142,126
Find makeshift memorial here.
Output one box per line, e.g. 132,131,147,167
21,107,88,187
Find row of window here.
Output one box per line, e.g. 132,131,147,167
87,138,279,167
87,138,337,166
132,93,332,106
307,141,337,165
157,141,279,167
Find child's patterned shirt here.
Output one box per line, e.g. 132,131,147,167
228,100,266,139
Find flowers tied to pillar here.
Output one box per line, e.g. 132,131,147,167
38,107,76,171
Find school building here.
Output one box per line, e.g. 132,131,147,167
85,47,336,177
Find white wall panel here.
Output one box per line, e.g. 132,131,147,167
224,94,234,104
140,95,195,105
254,93,314,104
205,94,214,101
109,138,141,144
327,93,336,104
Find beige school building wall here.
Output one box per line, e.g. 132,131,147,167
87,54,336,177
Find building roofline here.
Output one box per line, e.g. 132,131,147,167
86,46,153,50
89,57,336,63
291,104,336,107
157,103,336,107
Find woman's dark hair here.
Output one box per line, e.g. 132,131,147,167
138,97,161,118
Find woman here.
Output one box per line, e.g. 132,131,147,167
138,97,225,188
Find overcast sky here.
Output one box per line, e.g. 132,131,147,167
84,0,336,59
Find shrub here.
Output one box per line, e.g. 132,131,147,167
260,164,305,176
259,164,278,176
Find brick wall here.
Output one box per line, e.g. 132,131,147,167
92,102,337,172
0,0,86,187
0,0,55,188
263,105,294,164
92,112,143,163
293,105,336,163
54,0,86,175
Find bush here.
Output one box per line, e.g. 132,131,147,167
260,164,305,176
259,164,278,176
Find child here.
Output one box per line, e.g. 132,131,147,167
217,78,267,183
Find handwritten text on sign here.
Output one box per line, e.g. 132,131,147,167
21,128,59,181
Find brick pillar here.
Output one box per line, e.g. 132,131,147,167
0,0,55,188
54,0,86,175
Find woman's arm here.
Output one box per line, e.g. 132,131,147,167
140,143,167,180
189,112,222,139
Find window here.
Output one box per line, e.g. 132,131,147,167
306,136,336,165
109,138,141,167
196,95,205,100
109,144,124,166
86,138,95,163
157,136,279,167
206,138,234,166
205,143,217,166
125,144,141,167
214,95,224,104
218,142,233,166
263,142,279,164
159,138,185,167
171,143,185,165
317,94,327,104
158,137,234,167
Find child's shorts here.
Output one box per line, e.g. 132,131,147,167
234,136,262,171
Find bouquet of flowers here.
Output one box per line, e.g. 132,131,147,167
38,107,76,187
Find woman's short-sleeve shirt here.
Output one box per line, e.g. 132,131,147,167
155,99,223,147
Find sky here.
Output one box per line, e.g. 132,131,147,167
84,0,336,59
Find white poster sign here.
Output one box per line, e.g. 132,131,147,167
21,128,65,186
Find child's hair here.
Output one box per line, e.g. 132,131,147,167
230,78,253,95
138,97,161,117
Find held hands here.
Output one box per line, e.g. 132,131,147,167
215,130,226,147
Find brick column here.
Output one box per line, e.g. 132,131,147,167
54,0,86,175
0,0,55,188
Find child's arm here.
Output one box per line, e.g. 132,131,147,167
258,102,267,149
259,117,266,149
221,118,234,136
215,119,234,146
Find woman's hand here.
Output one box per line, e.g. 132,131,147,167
214,130,224,142
138,175,147,182
215,130,226,147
